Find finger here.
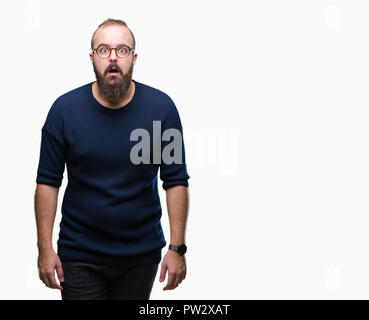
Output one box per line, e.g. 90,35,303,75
175,271,187,287
159,263,167,282
41,274,50,288
56,262,64,284
47,271,63,290
39,270,50,286
172,274,181,289
175,275,183,287
180,271,186,282
163,271,177,290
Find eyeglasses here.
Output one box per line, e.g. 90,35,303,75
93,44,134,59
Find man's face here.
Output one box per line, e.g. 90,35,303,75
90,25,137,100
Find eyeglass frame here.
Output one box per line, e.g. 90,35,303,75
92,44,135,59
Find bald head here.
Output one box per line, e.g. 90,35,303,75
91,19,136,51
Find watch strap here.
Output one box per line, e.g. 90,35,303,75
169,244,187,255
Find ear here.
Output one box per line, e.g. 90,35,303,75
89,52,94,63
132,52,138,65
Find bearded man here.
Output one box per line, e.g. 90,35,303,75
34,18,190,300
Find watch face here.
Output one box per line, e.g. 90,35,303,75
179,244,187,254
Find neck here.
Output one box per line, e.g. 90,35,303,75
92,80,135,109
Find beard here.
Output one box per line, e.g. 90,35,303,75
93,61,134,100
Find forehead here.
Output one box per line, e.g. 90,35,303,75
94,24,133,47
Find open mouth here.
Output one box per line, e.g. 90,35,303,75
107,67,119,76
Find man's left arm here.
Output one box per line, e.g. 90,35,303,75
158,96,190,291
159,185,190,290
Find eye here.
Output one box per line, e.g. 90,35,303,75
98,47,109,54
117,46,129,55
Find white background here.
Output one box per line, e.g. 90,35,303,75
0,0,368,299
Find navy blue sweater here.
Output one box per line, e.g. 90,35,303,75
36,79,190,266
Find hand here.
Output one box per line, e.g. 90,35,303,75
159,250,186,290
37,248,64,290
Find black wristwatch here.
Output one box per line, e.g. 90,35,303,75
169,244,187,255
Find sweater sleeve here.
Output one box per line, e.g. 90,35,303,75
36,100,67,187
159,97,190,190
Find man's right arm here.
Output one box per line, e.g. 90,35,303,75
34,183,64,290
35,99,67,290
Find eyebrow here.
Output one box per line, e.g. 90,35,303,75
96,43,130,48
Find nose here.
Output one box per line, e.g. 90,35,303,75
109,48,118,61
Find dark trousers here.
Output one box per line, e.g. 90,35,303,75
60,260,159,300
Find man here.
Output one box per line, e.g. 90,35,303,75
34,18,190,300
